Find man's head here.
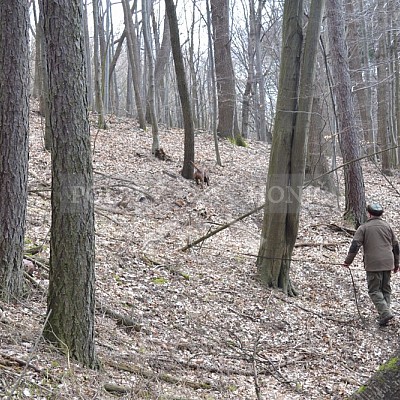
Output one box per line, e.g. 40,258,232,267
367,203,384,217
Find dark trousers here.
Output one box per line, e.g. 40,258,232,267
366,271,392,318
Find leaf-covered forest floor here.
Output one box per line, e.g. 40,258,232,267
2,103,400,400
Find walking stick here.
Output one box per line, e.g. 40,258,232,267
347,266,366,324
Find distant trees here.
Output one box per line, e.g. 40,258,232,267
0,0,30,301
42,0,98,368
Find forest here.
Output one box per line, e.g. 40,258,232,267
2,0,400,399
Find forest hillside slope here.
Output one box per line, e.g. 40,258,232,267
1,104,400,399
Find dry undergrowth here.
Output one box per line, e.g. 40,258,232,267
1,104,400,399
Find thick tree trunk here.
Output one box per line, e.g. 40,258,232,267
345,0,372,146
257,0,324,295
43,0,98,368
206,0,222,166
0,0,30,301
211,0,240,140
326,0,366,227
376,0,391,174
349,349,400,399
241,0,256,139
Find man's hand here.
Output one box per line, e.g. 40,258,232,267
394,266,399,273
343,262,350,268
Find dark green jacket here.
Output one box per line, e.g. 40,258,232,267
344,216,399,271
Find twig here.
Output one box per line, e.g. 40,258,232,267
252,335,263,400
5,310,52,399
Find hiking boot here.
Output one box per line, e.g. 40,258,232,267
379,314,394,326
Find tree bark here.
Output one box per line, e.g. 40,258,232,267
43,0,98,368
92,0,106,129
142,0,160,154
38,0,52,151
211,0,240,140
345,0,373,146
326,0,367,227
165,0,195,180
349,349,400,399
257,0,324,295
122,0,147,130
305,96,338,194
0,0,30,301
376,0,391,174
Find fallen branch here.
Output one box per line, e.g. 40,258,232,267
180,204,264,251
326,223,355,236
107,360,217,390
294,241,346,248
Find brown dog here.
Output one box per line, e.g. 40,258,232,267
190,161,210,189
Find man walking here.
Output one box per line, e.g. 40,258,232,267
343,203,399,326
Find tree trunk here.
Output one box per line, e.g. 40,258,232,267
345,0,372,145
122,0,147,130
211,0,240,140
305,96,338,194
154,15,171,125
241,0,256,139
37,0,52,151
43,0,98,368
0,0,30,301
257,0,324,295
376,0,391,174
83,0,93,110
206,0,222,166
92,0,106,129
165,0,195,180
349,349,400,399
254,0,268,142
326,0,367,227
142,0,160,154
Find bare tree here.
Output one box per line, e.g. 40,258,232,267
154,15,171,125
256,0,325,295
206,0,222,166
142,0,160,153
93,0,106,129
122,0,147,130
42,0,98,368
376,0,391,173
211,0,241,141
326,0,366,227
165,0,195,179
0,0,30,301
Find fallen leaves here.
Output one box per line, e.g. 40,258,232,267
2,102,400,399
